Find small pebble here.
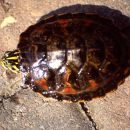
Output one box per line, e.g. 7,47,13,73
0,16,17,28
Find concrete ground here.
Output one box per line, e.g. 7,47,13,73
0,0,130,130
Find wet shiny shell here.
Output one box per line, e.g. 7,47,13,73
18,13,130,101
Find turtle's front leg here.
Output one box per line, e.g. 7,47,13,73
21,72,31,89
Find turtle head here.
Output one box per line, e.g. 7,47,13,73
0,50,20,73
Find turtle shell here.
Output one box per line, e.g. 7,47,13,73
18,13,130,101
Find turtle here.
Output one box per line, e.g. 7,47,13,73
1,12,130,102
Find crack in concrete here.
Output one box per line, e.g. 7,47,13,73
0,96,6,110
0,0,12,13
79,102,98,130
0,93,20,112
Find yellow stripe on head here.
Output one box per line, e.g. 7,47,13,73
1,50,20,73
6,56,19,60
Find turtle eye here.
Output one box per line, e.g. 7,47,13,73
4,51,10,57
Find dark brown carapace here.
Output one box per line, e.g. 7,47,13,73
2,13,130,101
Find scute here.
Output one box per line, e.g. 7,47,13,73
18,13,130,101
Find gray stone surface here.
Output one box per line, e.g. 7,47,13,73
86,77,130,130
0,89,93,130
0,0,130,130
